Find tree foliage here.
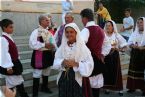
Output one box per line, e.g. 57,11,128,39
94,0,145,23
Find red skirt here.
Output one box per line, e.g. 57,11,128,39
31,50,55,69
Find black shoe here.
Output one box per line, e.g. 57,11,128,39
32,95,38,97
105,90,110,95
22,93,29,97
41,87,53,94
127,90,135,93
118,92,123,96
16,83,29,97
142,92,145,96
41,76,53,94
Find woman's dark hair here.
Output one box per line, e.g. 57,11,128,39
80,8,94,21
0,19,13,31
106,21,113,27
138,17,143,21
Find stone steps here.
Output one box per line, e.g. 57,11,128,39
27,88,58,97
13,36,29,44
17,44,31,52
19,51,32,60
21,59,31,69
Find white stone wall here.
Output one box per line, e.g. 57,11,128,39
0,12,84,36
0,0,94,13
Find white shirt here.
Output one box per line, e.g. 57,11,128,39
62,0,73,13
80,21,110,88
121,16,134,37
0,32,14,68
29,27,57,50
107,33,127,48
0,32,24,88
53,43,93,87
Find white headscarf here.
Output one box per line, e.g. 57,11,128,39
133,17,145,46
104,20,118,33
104,20,127,48
55,23,93,63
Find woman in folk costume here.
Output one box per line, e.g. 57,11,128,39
103,20,128,96
29,15,57,97
0,19,29,97
52,23,94,97
127,17,145,96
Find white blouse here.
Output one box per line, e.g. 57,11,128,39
53,43,94,87
128,32,145,46
0,32,14,68
107,33,127,48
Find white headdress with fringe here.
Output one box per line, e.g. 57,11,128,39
133,17,145,46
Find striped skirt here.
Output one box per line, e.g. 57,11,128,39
127,48,145,90
58,68,83,97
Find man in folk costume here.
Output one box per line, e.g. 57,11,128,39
29,15,57,97
80,8,111,97
127,17,145,96
54,12,74,47
0,19,29,97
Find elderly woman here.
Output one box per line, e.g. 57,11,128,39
103,20,127,96
52,23,94,97
127,17,145,96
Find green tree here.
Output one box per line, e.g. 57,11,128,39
95,0,145,23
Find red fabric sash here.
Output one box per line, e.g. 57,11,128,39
35,50,43,69
82,77,93,97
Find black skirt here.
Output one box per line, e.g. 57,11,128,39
103,50,123,90
31,50,55,69
58,68,83,97
127,48,145,90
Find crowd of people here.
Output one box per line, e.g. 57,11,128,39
0,1,145,97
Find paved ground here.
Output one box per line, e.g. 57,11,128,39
28,88,145,97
